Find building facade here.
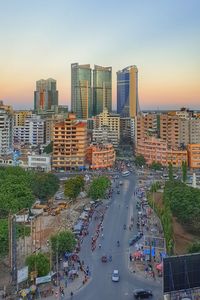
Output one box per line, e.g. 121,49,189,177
52,113,88,170
14,110,32,126
86,143,115,169
93,65,112,116
92,107,120,148
34,78,58,112
120,117,135,143
28,154,51,172
187,144,200,169
71,63,92,119
0,101,13,155
135,113,158,143
117,65,138,118
136,137,187,167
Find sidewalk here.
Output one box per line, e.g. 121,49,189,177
38,269,91,300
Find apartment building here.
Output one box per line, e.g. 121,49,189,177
86,143,115,169
120,117,135,143
0,101,13,155
135,114,157,143
160,114,180,149
136,137,187,167
187,144,200,169
92,108,120,148
52,113,88,170
14,110,32,126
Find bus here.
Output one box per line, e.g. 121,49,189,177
122,170,130,177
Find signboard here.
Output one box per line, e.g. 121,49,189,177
36,274,51,285
17,266,28,284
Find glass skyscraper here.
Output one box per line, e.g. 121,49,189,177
117,66,138,117
71,63,92,119
93,65,112,116
34,78,58,112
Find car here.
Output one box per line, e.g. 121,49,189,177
101,255,107,263
129,232,143,246
112,270,120,282
133,289,153,299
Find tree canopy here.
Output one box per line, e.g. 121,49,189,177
25,253,50,277
188,241,200,254
134,155,146,167
43,142,53,154
64,175,84,200
164,180,200,233
150,161,162,171
88,176,111,200
50,230,76,257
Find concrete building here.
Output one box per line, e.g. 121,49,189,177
136,137,187,167
135,114,158,143
189,119,200,144
93,65,112,116
34,78,58,112
14,110,32,126
71,63,92,119
92,108,120,148
0,101,13,155
117,65,138,117
86,143,115,169
52,113,88,170
160,114,180,149
28,154,51,172
28,115,45,146
120,117,135,143
187,144,200,169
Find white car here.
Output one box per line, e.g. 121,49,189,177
112,270,120,282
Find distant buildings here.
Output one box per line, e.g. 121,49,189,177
93,65,112,116
0,101,13,155
117,65,138,118
34,78,58,112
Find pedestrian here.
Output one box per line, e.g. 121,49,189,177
99,243,101,249
70,291,73,298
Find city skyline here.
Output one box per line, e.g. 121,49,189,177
0,0,200,110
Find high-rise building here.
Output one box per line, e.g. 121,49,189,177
52,113,88,170
71,63,92,119
117,65,138,117
92,107,120,148
0,101,13,155
14,110,32,126
93,65,112,116
34,78,58,112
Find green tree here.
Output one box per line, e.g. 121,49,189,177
31,173,59,200
64,178,80,200
181,161,187,182
88,176,111,200
50,231,76,256
135,155,146,167
25,253,50,277
150,161,162,171
0,219,8,258
168,163,173,181
43,142,53,154
188,241,200,254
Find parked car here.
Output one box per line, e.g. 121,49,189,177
133,289,153,298
112,270,120,282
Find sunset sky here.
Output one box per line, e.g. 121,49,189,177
0,0,200,110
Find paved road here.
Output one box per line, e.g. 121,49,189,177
69,173,162,300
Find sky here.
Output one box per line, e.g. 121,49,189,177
0,0,200,110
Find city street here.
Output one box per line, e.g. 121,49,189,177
71,173,162,300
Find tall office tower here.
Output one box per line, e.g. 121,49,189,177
93,65,112,116
0,101,13,155
117,65,138,117
71,63,92,119
34,78,58,112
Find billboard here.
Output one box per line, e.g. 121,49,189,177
163,253,200,293
17,266,28,284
